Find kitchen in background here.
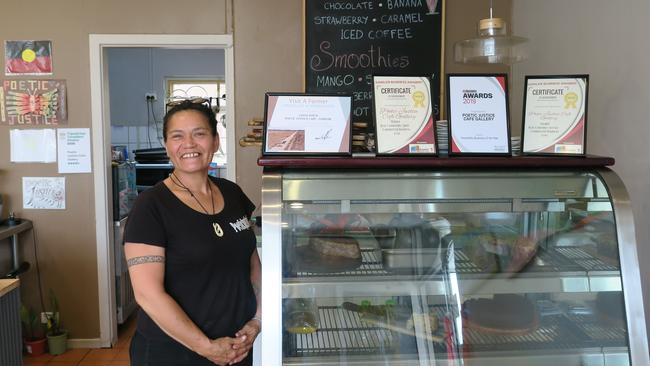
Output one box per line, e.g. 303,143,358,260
107,47,226,324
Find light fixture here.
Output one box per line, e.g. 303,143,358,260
454,0,528,65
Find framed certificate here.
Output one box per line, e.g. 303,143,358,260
372,75,437,155
447,74,511,156
262,93,352,156
521,75,588,156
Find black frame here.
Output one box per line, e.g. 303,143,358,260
446,73,512,156
521,74,589,157
372,75,438,156
262,92,352,156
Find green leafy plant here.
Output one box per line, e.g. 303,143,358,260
20,305,45,341
45,289,65,336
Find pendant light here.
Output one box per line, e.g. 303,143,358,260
454,0,528,65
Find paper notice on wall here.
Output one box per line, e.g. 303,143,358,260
57,128,91,173
23,177,65,209
10,128,57,162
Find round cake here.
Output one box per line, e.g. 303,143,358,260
595,292,626,326
462,294,539,334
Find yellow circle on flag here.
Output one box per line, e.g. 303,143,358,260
21,49,36,63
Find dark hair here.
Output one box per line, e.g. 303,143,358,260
162,100,218,141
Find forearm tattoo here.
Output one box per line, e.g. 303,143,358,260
127,255,165,267
252,283,261,298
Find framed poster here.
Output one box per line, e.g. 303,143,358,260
447,74,511,155
0,79,68,125
521,75,588,156
262,93,352,156
372,76,436,155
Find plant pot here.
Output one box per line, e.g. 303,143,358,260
47,331,68,356
24,337,47,356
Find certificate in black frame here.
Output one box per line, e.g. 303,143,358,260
372,75,438,156
262,92,352,156
521,74,589,157
446,73,512,156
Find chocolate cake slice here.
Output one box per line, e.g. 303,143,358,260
463,294,539,334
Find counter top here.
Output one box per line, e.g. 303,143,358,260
0,219,33,241
258,155,615,169
0,278,19,298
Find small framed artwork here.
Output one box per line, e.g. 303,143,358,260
262,93,352,156
521,75,588,156
446,74,511,156
372,75,437,155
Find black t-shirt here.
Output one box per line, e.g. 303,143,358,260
124,177,257,341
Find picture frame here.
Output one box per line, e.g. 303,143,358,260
521,75,589,156
372,75,437,156
262,92,352,156
446,74,511,156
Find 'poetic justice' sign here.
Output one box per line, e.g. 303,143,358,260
0,79,67,126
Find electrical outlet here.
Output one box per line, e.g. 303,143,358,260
145,92,157,101
41,311,53,324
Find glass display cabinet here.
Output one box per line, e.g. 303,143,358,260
259,156,648,366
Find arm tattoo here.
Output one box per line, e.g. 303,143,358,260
127,255,165,267
252,283,261,297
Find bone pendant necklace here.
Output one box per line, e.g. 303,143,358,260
170,172,223,237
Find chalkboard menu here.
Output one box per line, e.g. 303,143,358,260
305,0,444,151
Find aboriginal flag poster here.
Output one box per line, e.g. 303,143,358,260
5,40,53,75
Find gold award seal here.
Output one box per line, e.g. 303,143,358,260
564,92,578,109
412,91,425,107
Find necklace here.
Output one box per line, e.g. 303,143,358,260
169,172,223,237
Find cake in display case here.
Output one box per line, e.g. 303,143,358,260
259,157,649,366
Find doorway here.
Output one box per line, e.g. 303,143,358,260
89,34,235,346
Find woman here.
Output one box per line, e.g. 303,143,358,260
124,100,261,366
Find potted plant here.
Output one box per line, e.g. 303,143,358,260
20,305,47,356
45,289,67,355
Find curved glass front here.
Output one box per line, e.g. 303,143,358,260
269,171,630,366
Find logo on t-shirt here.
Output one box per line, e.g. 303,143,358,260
230,216,251,233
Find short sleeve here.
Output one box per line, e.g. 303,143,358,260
238,185,256,219
123,190,167,247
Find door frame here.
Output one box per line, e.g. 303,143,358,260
89,34,235,346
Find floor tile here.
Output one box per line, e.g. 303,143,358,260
23,353,53,364
45,362,79,366
108,361,130,366
78,360,112,366
51,348,89,363
113,347,130,362
82,349,119,362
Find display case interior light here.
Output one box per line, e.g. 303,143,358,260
454,0,528,65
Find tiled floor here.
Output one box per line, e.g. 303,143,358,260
23,314,136,366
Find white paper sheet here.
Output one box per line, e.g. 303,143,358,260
10,129,57,162
57,128,91,173
22,177,66,209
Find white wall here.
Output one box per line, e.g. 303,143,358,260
512,0,650,334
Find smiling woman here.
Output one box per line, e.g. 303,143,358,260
122,101,261,366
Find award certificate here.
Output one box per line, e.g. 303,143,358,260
522,76,588,155
263,93,352,155
447,74,510,155
373,76,436,155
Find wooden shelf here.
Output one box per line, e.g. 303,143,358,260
258,155,614,170
0,219,33,241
